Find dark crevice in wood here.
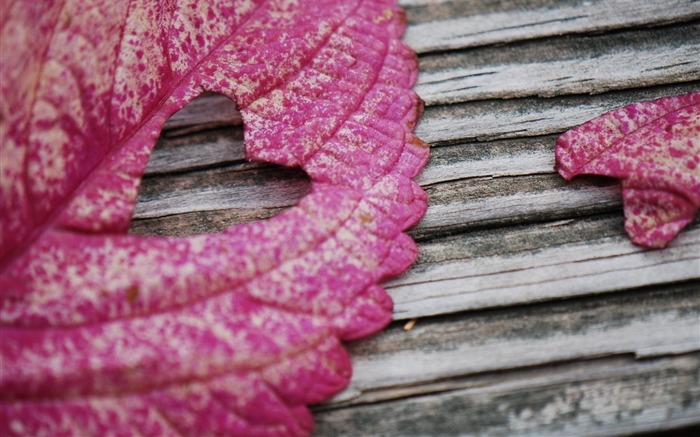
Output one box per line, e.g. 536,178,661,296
413,212,625,262
635,424,700,437
418,169,557,188
409,201,626,243
419,79,700,116
384,279,700,331
141,158,271,179
129,206,290,237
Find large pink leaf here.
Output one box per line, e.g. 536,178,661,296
0,0,428,435
555,92,700,248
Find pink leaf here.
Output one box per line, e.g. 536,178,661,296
0,1,428,435
555,92,700,248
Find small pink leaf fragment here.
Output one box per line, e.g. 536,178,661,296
555,92,700,248
0,0,428,435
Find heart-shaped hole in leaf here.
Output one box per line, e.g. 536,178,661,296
130,163,312,236
130,93,312,237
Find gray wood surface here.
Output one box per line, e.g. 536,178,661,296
130,0,700,435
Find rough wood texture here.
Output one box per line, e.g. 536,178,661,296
415,24,700,104
402,0,700,53
315,354,700,436
130,0,700,434
331,282,700,402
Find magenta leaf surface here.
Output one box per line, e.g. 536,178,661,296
555,92,700,248
0,1,428,435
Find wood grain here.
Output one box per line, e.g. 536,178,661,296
332,282,700,401
315,284,700,434
315,353,700,436
416,24,700,105
392,224,699,319
402,0,700,53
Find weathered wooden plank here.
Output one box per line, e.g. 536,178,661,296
128,206,290,237
327,282,699,404
133,164,310,219
401,0,700,53
391,224,699,319
416,24,700,105
415,173,624,238
315,353,700,436
416,82,699,145
414,213,625,263
418,135,556,186
144,127,245,176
